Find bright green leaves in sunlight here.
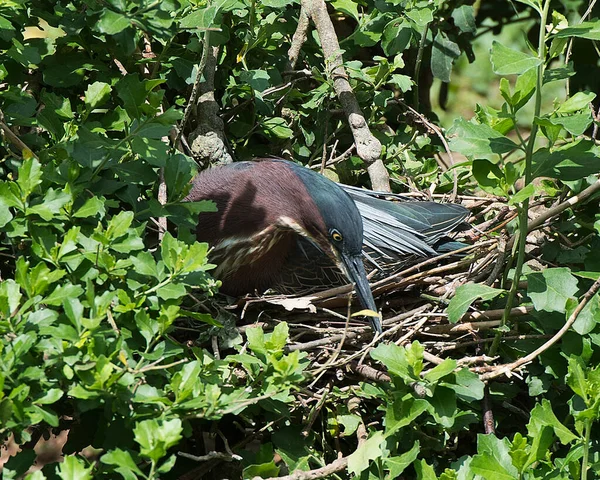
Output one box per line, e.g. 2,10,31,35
447,284,506,323
448,118,519,159
491,41,542,76
527,268,579,314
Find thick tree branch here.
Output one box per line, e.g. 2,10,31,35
301,0,389,191
287,7,310,71
188,43,233,166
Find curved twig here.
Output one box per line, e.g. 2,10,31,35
481,277,600,381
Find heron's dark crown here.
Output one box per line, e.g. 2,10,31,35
276,160,364,257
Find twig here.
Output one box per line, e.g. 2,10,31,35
526,178,600,232
178,451,242,462
302,382,331,437
0,110,39,160
482,385,495,434
481,277,600,380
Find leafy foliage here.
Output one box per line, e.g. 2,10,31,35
1,0,600,479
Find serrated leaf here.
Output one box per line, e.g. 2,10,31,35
532,140,600,180
100,448,145,477
371,343,420,383
134,418,182,463
347,431,384,476
384,441,420,478
527,399,578,444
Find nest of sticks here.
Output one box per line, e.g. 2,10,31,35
185,193,535,385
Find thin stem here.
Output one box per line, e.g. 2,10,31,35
413,22,429,112
489,0,551,356
581,418,592,480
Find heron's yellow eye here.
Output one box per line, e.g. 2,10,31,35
331,230,343,242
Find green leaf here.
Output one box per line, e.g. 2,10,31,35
414,459,437,480
566,356,588,401
448,118,519,158
447,284,505,323
384,441,420,478
491,41,542,75
347,431,384,476
371,342,420,383
388,74,412,92
554,20,600,40
17,157,42,198
26,188,71,220
428,386,457,428
405,7,433,27
431,31,460,83
336,414,361,436
33,388,63,405
471,434,519,480
134,418,183,463
260,117,293,139
105,211,134,241
382,19,411,56
157,282,187,300
452,5,476,33
331,0,359,21
423,359,456,383
247,326,267,356
265,322,288,351
557,91,596,113
44,283,84,306
515,0,542,13
56,455,93,480
527,268,579,313
84,82,112,110
73,196,105,218
100,448,145,478
509,182,536,206
116,75,147,119
385,398,428,436
442,368,485,402
527,399,578,444
571,293,600,335
472,159,506,196
546,112,593,136
532,140,600,180
97,10,131,35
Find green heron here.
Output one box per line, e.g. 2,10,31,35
185,159,468,334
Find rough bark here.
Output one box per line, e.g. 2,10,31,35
301,0,390,191
189,45,233,166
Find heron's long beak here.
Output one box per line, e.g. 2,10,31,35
340,253,382,334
